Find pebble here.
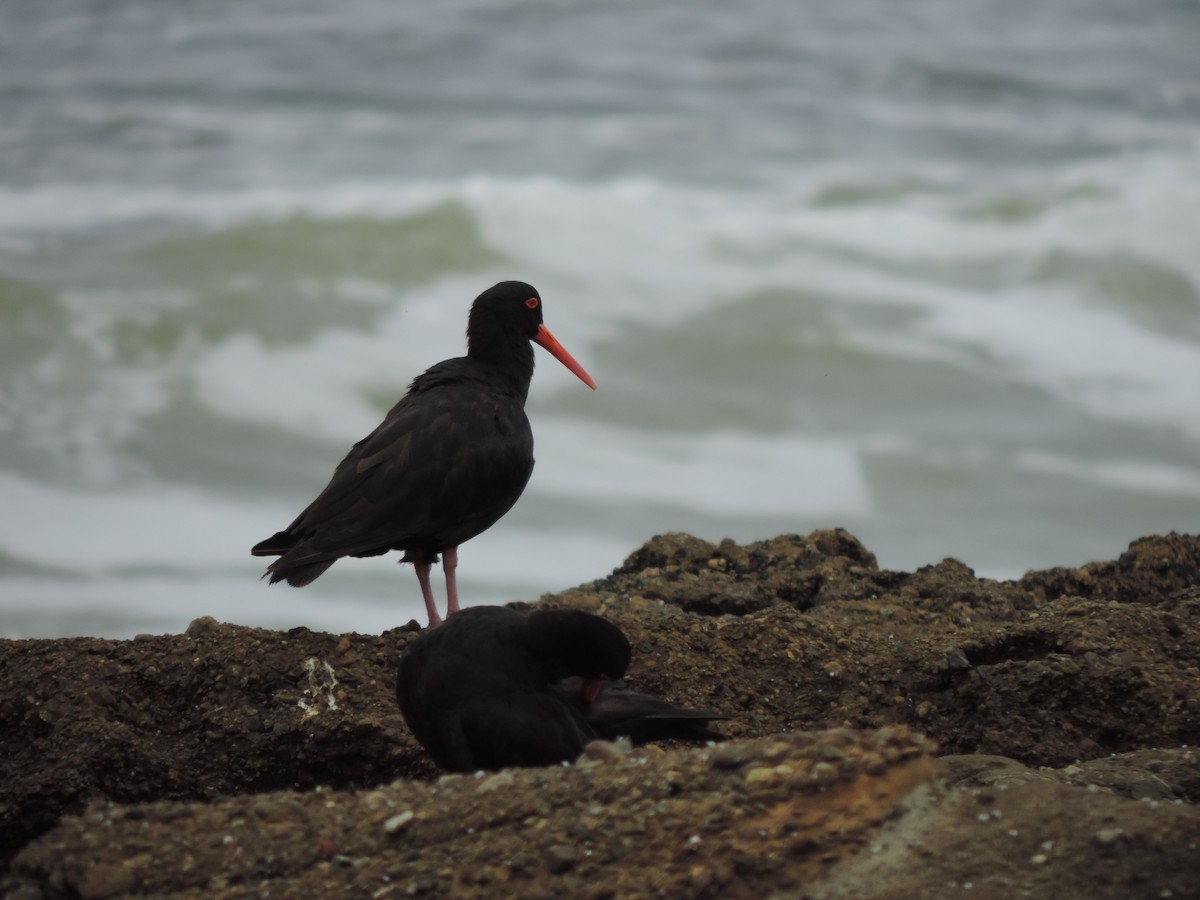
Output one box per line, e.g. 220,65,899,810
863,755,888,776
580,738,631,764
74,860,142,900
943,647,971,669
384,811,415,834
710,745,755,770
476,771,516,793
744,766,778,786
184,616,222,638
745,764,793,786
544,845,577,874
872,727,898,747
809,762,839,785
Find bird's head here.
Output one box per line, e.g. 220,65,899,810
467,281,596,389
525,608,631,699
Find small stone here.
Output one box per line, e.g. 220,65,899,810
943,647,971,669
506,851,533,874
1095,828,1123,845
863,755,888,776
74,862,139,899
872,727,898,747
580,738,631,763
764,740,792,759
384,811,415,834
711,745,754,770
360,792,388,816
545,845,577,874
476,771,516,793
746,763,793,786
809,762,838,785
745,766,780,786
185,616,221,638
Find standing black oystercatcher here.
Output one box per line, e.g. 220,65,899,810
251,281,596,627
396,605,725,772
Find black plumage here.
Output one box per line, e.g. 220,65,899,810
251,281,595,627
396,605,725,772
557,677,727,745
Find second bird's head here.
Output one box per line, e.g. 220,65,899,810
526,607,632,697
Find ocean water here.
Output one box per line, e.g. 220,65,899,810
2,0,1198,637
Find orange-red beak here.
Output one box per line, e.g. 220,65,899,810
534,323,597,390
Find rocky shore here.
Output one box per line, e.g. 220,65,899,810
2,530,1198,898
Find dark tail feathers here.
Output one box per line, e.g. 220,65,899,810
251,533,336,586
557,679,727,745
251,531,298,557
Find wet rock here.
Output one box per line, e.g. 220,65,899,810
1021,531,1200,605
1,530,1198,897
8,729,939,898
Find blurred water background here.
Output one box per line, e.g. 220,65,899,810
2,0,1198,637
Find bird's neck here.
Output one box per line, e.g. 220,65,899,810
467,325,535,399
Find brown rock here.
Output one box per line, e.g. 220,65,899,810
1,530,1198,898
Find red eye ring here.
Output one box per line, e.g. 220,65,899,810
525,297,539,309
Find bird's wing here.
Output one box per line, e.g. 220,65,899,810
396,607,602,772
277,377,533,560
557,681,728,745
454,692,595,771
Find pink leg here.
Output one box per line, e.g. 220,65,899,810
443,546,460,617
415,559,442,629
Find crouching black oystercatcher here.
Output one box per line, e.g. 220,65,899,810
396,605,726,772
251,282,596,627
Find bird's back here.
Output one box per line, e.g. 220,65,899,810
255,359,535,580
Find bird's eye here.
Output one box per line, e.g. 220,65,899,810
525,297,539,309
